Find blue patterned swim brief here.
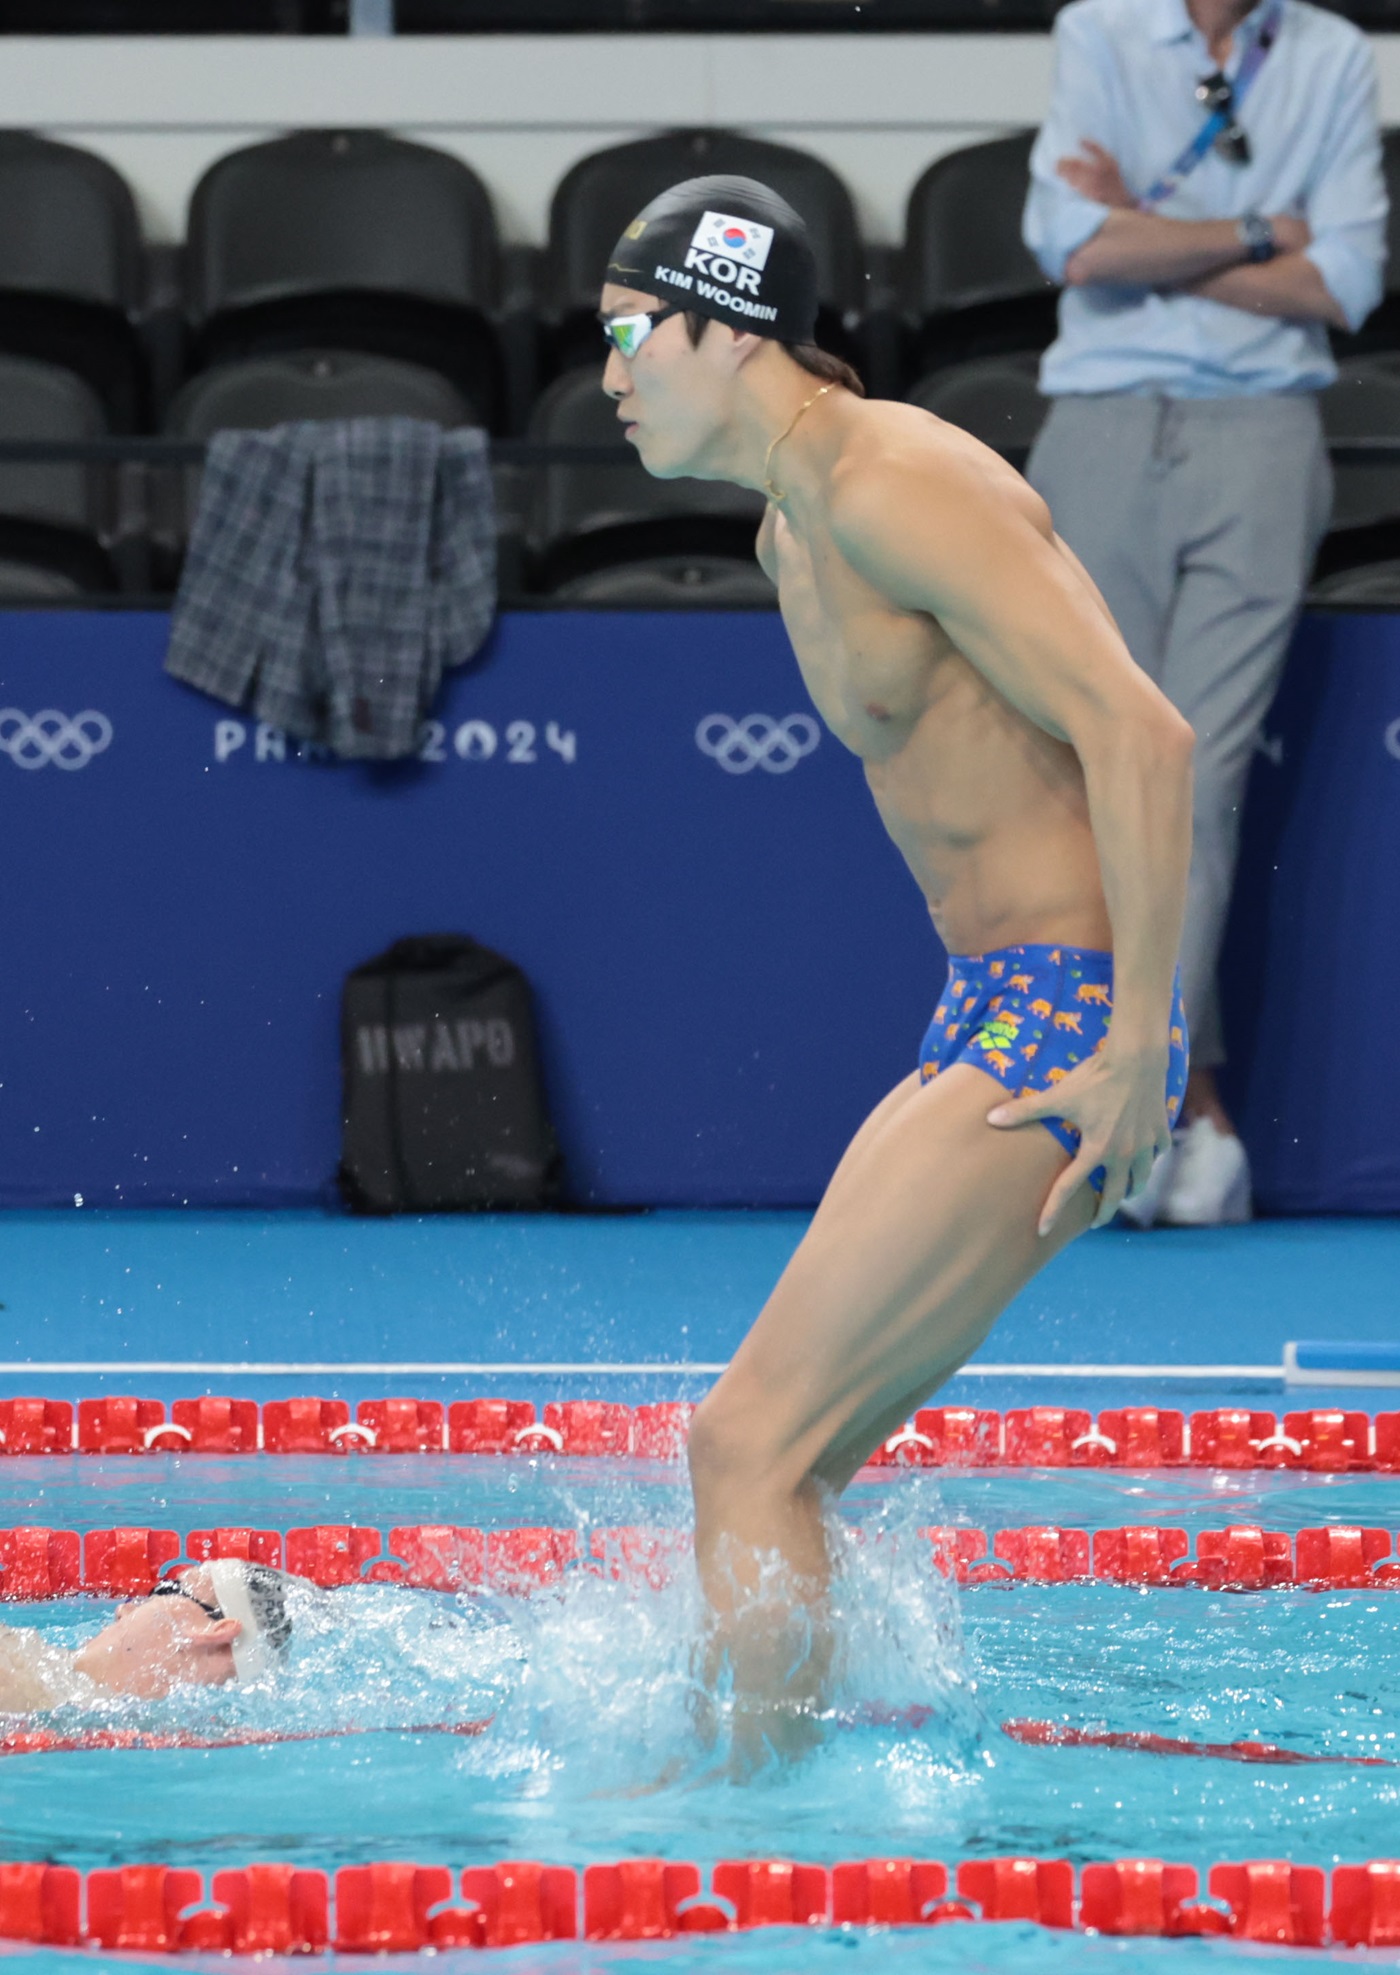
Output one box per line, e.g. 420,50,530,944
918,943,1189,1189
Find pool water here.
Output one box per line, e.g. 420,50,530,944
2,1456,1398,1970
0,1461,1390,1967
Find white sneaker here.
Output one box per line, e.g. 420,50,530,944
1115,1139,1179,1228
1160,1115,1252,1225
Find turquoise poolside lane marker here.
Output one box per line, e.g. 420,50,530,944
1285,1340,1400,1386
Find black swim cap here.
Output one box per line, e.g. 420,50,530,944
606,174,818,344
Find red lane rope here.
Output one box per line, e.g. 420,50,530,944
5,1714,1384,1772
0,1397,1395,1471
3,1519,1398,1599
2,1852,1397,1950
0,1719,494,1759
1002,1719,1396,1768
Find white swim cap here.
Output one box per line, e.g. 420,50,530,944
204,1561,294,1683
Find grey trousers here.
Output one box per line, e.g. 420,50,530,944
1026,393,1332,1069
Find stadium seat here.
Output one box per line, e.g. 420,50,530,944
0,133,147,429
552,554,776,607
0,352,117,594
184,131,506,428
397,0,633,19
907,350,1047,459
166,348,474,437
0,560,87,599
523,362,763,590
902,131,1059,375
1309,353,1400,602
397,0,1058,21
544,129,866,374
0,0,340,25
154,348,477,568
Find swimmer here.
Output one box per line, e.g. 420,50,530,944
599,178,1193,1768
0,1562,295,1712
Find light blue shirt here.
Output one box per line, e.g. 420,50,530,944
1023,0,1387,397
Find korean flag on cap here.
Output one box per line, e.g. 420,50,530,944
690,211,775,271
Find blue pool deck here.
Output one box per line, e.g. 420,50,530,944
0,1210,1397,1413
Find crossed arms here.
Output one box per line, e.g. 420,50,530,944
1056,140,1346,329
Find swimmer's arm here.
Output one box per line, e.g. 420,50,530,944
831,451,1192,1158
0,1623,59,1712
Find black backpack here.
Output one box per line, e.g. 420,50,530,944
338,935,559,1212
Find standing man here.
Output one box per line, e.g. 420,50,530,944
600,175,1192,1770
1024,0,1386,1223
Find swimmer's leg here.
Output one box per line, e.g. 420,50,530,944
687,1062,1093,1770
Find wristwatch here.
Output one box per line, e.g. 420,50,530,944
1237,212,1277,263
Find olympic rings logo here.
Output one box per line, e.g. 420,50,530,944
1385,716,1400,762
695,712,821,775
0,708,113,771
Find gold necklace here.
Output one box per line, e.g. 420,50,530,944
763,383,834,502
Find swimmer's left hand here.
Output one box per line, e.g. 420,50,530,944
986,1050,1172,1236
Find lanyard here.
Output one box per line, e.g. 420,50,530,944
1137,0,1285,209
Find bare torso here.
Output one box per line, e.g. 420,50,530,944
759,399,1113,958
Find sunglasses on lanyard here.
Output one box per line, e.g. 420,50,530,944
597,304,685,360
1195,72,1252,165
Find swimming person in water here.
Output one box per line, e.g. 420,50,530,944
599,177,1193,1767
0,1562,295,1711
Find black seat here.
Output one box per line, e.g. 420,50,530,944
545,129,865,373
156,348,476,559
166,347,474,436
185,130,505,427
1308,558,1400,605
0,352,117,593
0,0,339,23
0,133,147,429
908,351,1047,457
0,559,88,600
397,0,1057,23
523,362,763,590
396,0,633,18
1310,353,1400,593
553,554,776,607
903,131,1058,376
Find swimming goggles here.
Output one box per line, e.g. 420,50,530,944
152,1565,280,1683
150,1579,223,1622
597,304,684,360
